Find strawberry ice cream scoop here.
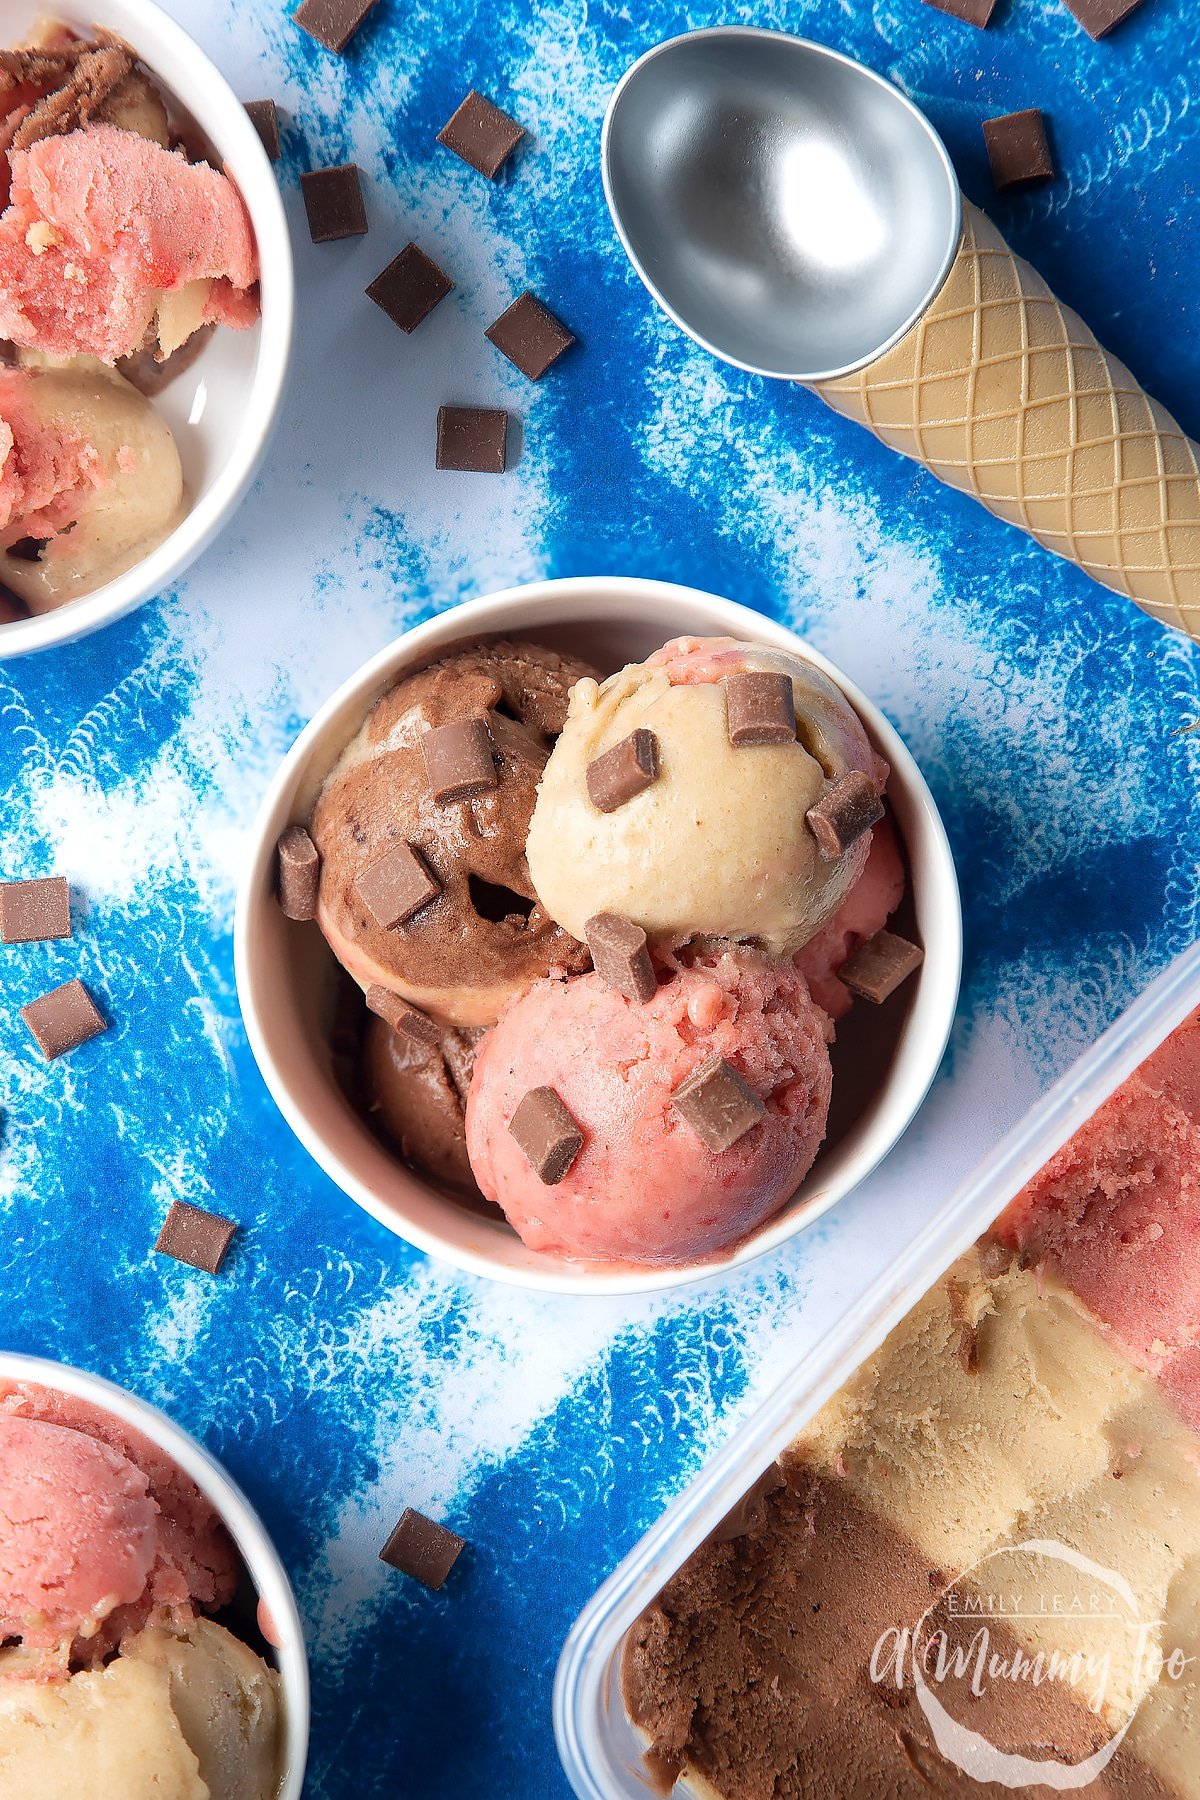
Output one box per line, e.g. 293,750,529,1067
465,950,833,1266
0,1383,237,1663
0,1415,157,1654
0,123,258,362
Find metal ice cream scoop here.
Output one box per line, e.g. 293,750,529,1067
603,27,1200,641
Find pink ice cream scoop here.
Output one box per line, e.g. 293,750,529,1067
0,1383,237,1663
794,812,905,1020
466,949,833,1266
0,1414,157,1655
0,123,258,362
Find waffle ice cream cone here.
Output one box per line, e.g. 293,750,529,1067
817,203,1200,641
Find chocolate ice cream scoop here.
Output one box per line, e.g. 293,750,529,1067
360,1011,490,1206
311,639,597,1028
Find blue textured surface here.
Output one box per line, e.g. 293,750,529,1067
2,1,1199,1795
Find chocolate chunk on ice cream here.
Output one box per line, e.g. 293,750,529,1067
310,639,597,1027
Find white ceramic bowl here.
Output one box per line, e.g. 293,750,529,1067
236,577,963,1296
0,0,293,658
0,1351,309,1796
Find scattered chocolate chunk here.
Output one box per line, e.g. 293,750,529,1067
921,0,998,24
380,1507,465,1589
301,163,368,242
367,244,453,333
983,110,1055,189
436,405,508,474
805,772,885,861
840,929,925,1004
585,912,655,1004
957,1322,980,1375
0,876,71,944
245,99,281,160
294,0,378,54
155,1200,237,1275
20,978,107,1059
422,717,498,803
437,89,524,179
586,729,659,813
277,825,321,921
672,1054,765,1153
723,671,797,747
1063,0,1145,36
355,844,441,929
485,292,575,380
509,1085,584,1184
365,984,442,1048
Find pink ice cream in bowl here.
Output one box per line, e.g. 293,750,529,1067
0,0,292,656
236,577,962,1297
0,1351,308,1796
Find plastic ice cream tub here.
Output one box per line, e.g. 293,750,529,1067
554,936,1200,1797
0,1351,310,1798
235,575,962,1296
0,0,294,657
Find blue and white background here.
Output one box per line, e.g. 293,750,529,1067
2,0,1199,1793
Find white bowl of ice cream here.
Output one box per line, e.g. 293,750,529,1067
0,1352,308,1798
235,577,962,1297
0,0,292,657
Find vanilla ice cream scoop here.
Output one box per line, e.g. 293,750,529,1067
0,1620,282,1800
0,362,183,611
526,637,887,957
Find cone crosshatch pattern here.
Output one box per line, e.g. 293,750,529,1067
817,204,1200,641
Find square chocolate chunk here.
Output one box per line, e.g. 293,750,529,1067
380,1508,465,1589
585,912,656,1004
355,844,441,928
422,717,498,803
436,406,508,474
509,1086,584,1184
983,110,1055,189
245,99,281,160
840,930,925,1004
301,163,368,242
485,293,575,380
437,90,525,179
586,729,659,813
671,1054,765,1154
0,876,71,943
724,671,797,747
921,0,998,24
155,1201,237,1275
294,0,378,53
1063,0,1145,36
805,772,885,862
20,978,107,1059
367,244,453,334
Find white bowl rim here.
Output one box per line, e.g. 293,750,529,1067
0,0,295,659
235,575,964,1297
0,1350,310,1796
